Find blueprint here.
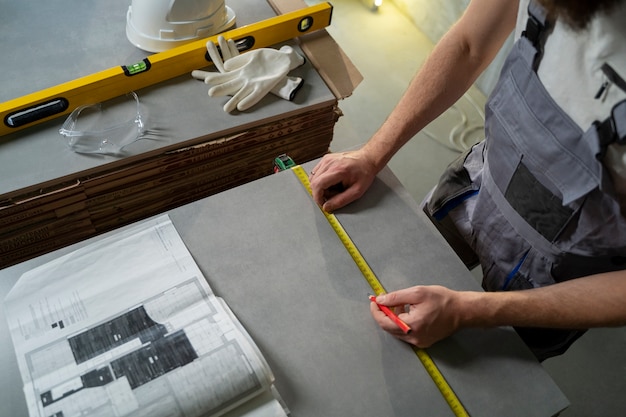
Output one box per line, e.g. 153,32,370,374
4,215,288,417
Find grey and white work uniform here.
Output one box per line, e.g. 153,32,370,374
425,1,626,360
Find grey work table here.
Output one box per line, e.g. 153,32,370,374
0,160,569,417
0,0,336,196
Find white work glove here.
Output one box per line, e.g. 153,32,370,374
191,36,304,112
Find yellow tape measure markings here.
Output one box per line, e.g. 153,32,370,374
291,165,469,417
291,165,384,294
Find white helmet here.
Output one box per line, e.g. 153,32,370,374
126,0,236,52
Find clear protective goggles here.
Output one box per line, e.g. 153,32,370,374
59,92,146,155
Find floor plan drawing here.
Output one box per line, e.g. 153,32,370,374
5,216,287,417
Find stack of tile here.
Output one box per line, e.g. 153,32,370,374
0,104,339,268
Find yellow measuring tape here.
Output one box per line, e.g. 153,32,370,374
1,3,333,137
291,165,470,417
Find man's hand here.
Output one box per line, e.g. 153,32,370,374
370,286,463,348
371,269,626,348
309,149,377,212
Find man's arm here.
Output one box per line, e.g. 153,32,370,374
310,0,519,212
371,270,626,348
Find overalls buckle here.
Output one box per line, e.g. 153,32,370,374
611,100,626,145
522,14,544,48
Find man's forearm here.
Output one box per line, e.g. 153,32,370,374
362,0,518,172
459,270,626,329
363,30,483,171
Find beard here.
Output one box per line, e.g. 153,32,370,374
537,0,624,29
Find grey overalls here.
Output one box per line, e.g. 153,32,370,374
425,2,626,360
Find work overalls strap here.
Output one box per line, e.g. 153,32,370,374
521,0,551,71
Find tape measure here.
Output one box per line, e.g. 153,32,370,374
1,2,333,137
291,165,470,417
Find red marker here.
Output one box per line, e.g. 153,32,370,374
368,295,412,334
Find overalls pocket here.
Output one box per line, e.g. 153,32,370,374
426,147,479,221
424,147,480,268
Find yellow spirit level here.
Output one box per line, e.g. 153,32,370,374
0,3,333,137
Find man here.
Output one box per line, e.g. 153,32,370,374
309,0,626,360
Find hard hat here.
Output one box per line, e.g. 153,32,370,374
126,0,236,52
